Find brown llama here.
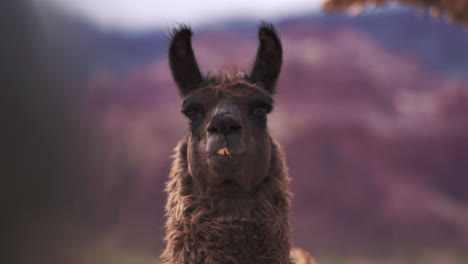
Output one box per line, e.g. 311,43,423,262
162,23,315,264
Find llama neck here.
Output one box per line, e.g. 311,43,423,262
163,210,291,264
162,139,292,264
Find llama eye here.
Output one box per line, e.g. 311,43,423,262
181,98,203,121
253,106,270,117
250,96,272,118
182,109,201,120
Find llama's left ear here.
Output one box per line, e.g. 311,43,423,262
249,22,283,94
169,25,203,97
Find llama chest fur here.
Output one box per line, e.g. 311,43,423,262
161,139,293,264
164,217,291,264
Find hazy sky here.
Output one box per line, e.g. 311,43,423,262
38,0,325,32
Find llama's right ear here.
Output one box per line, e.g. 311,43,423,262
249,22,283,94
169,25,203,97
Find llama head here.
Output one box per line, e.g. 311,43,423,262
169,23,282,195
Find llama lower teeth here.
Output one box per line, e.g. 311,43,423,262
217,148,225,155
217,147,230,156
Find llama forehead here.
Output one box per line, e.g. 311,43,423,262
184,84,271,109
205,70,248,85
213,96,234,110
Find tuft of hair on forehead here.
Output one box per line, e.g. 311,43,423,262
204,69,255,88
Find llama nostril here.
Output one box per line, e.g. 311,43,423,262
230,124,242,131
207,126,219,133
207,114,242,135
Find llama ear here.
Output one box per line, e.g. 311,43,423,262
169,25,203,97
249,22,283,94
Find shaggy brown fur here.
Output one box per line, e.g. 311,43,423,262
161,23,315,264
161,137,291,264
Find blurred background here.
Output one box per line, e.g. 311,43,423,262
3,0,468,263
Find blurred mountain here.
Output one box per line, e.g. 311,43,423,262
290,10,468,78
69,7,468,259
43,8,468,79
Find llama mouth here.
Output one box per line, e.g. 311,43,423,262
217,147,231,156
215,147,245,157
208,147,244,169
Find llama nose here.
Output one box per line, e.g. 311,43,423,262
207,114,242,135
